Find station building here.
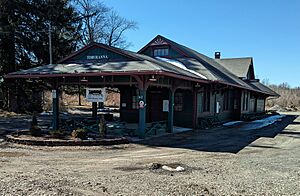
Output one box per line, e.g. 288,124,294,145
6,35,279,137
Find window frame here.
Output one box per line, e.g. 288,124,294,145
153,47,169,57
223,90,230,111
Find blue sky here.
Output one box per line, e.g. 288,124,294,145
103,0,300,87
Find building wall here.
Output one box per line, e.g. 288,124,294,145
119,87,139,123
196,87,236,126
256,98,265,112
173,89,194,128
119,84,267,128
119,86,170,123
240,90,250,114
146,87,169,122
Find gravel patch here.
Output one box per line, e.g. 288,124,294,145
0,113,300,195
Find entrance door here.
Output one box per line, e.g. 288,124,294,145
149,91,163,122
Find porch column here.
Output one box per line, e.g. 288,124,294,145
78,85,81,106
167,89,175,133
52,89,59,130
138,89,147,138
92,102,98,118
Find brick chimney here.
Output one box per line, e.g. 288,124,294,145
215,52,221,59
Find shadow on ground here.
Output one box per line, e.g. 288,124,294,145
0,113,298,154
137,115,298,154
0,115,51,139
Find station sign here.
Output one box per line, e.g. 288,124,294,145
86,55,108,60
85,88,106,102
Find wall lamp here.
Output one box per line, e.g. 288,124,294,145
148,75,157,82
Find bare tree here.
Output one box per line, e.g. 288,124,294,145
74,0,109,45
102,11,137,48
74,0,137,48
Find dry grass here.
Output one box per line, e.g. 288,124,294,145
266,83,300,111
42,90,120,111
0,109,21,117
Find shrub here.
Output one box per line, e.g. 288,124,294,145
49,129,65,138
30,125,41,136
71,128,87,139
29,113,41,136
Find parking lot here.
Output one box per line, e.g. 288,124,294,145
0,113,299,195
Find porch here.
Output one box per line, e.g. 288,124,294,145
8,74,199,138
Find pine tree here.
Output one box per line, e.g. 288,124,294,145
0,0,81,111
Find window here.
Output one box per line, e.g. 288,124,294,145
243,91,249,111
197,87,211,113
132,96,138,109
174,92,183,111
153,48,169,57
131,89,139,109
223,90,230,111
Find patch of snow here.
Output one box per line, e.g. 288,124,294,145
39,112,51,116
173,126,192,133
240,115,285,131
64,63,77,67
223,121,243,126
162,165,185,172
156,57,207,79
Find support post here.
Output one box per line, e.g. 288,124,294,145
98,102,104,109
192,90,197,129
92,102,97,118
138,89,147,138
78,85,81,106
167,89,175,133
52,89,59,130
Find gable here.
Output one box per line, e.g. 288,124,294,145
138,35,187,58
59,43,135,64
246,63,255,80
215,58,254,79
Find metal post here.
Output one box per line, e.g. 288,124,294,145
168,89,175,133
48,23,52,65
138,89,146,138
98,102,104,109
52,89,59,130
92,102,97,118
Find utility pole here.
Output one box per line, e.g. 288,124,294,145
48,23,52,65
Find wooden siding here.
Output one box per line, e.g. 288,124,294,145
197,88,236,123
146,87,169,122
120,86,170,123
174,89,194,128
119,87,138,123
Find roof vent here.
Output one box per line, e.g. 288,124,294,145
215,52,221,59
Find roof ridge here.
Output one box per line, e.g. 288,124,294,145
218,57,253,60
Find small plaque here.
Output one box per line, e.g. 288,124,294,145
52,90,57,99
163,100,169,112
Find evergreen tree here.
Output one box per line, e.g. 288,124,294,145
0,0,81,111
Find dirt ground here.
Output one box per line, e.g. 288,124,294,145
0,113,300,195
